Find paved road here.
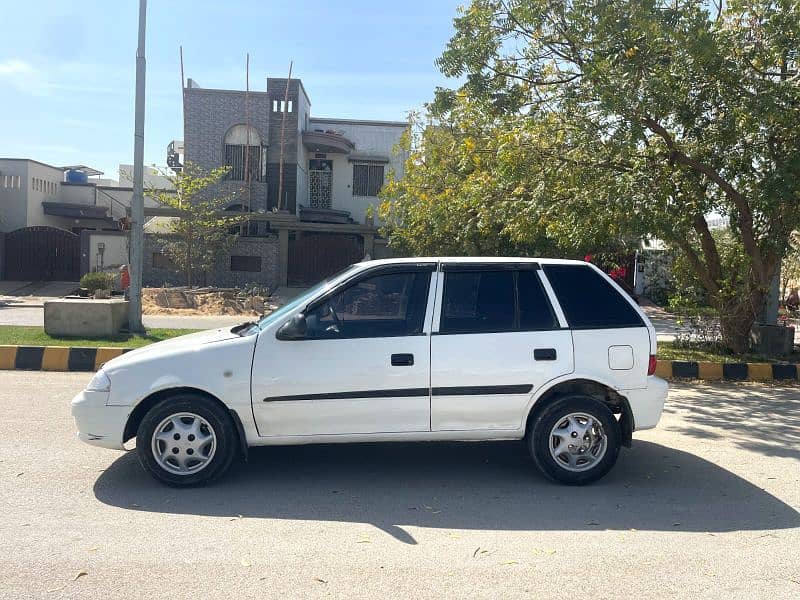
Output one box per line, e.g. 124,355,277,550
0,373,798,599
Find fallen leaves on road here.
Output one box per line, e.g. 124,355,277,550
240,559,252,567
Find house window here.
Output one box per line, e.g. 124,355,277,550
224,124,263,182
230,255,261,272
272,100,293,113
352,164,384,197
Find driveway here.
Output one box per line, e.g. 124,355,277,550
0,374,797,598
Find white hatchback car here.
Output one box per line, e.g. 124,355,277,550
72,258,667,486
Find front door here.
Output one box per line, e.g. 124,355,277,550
251,265,436,437
430,265,574,431
308,159,332,209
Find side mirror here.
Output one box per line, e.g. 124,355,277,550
276,313,307,340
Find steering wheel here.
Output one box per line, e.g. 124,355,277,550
327,303,342,332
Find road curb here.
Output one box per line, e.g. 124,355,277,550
0,345,132,372
655,359,798,381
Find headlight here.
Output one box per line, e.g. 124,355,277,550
86,369,111,392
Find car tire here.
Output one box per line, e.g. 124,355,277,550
528,395,621,485
136,394,238,487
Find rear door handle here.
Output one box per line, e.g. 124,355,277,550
534,348,557,361
391,353,414,366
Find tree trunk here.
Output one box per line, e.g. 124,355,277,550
715,287,765,355
186,224,193,287
718,310,754,355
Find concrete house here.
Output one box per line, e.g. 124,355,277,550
0,158,168,281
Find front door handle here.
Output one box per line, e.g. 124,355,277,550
391,353,414,366
534,348,557,361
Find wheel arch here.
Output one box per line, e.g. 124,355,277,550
524,378,634,447
123,387,247,458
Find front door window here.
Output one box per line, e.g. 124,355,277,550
309,159,332,209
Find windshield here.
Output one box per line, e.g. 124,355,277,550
256,264,361,330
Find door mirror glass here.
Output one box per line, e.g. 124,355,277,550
276,313,308,340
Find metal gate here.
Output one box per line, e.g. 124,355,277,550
3,226,81,281
288,232,363,286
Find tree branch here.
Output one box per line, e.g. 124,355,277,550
675,238,719,294
641,115,766,283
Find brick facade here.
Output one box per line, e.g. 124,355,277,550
143,234,280,290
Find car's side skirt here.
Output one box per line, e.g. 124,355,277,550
247,428,526,446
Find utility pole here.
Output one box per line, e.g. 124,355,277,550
129,0,147,332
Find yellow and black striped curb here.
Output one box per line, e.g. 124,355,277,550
655,359,799,381
0,347,796,380
0,346,132,372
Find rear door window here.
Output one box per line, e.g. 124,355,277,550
439,268,557,334
542,264,643,329
517,270,558,330
441,271,515,333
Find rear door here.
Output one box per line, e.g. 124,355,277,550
430,264,574,431
541,263,650,390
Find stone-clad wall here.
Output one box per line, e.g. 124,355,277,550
183,87,270,212
143,234,279,290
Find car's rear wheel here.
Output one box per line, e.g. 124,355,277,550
136,394,238,487
528,395,620,485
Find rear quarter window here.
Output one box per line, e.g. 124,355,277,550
543,264,643,329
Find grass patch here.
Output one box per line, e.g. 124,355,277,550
657,340,799,364
0,326,202,348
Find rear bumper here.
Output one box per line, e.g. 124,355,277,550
626,376,668,430
71,390,127,450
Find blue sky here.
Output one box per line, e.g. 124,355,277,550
0,0,462,179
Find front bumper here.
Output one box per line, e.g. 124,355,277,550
71,390,128,450
626,376,668,430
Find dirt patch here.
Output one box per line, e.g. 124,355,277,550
142,287,280,316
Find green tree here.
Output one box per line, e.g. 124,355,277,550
385,0,800,353
149,164,246,286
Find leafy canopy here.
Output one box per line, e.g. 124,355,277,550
382,0,800,351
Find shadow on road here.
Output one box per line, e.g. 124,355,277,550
664,383,800,460
94,440,800,544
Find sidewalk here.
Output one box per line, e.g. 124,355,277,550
0,305,249,330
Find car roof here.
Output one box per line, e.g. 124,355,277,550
357,257,590,268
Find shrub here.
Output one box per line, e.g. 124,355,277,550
80,271,115,294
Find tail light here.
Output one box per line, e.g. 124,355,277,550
648,354,657,376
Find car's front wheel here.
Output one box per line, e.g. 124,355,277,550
136,394,238,487
528,395,621,485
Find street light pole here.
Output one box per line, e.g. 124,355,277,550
129,0,147,332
